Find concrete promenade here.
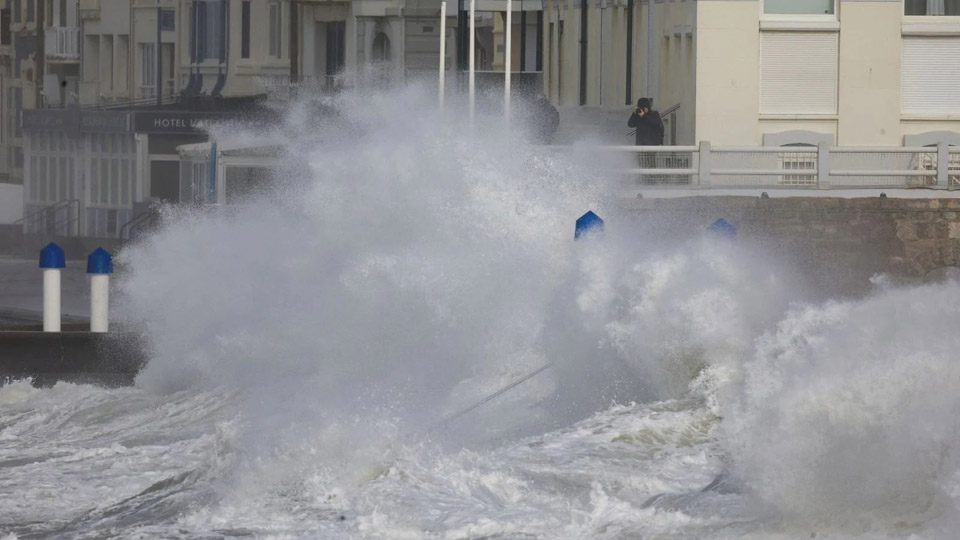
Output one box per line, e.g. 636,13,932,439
0,256,91,325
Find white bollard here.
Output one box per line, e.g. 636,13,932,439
39,242,65,332
87,247,114,333
43,269,61,332
90,274,109,333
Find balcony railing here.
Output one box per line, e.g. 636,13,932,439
45,26,80,60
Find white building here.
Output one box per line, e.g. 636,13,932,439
539,0,960,147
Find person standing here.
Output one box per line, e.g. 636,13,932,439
627,98,664,183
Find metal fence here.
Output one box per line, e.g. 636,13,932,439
601,142,960,190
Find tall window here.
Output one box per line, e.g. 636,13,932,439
13,0,19,23
269,0,281,58
764,0,834,15
194,0,225,63
905,0,960,15
241,1,250,59
1,9,10,45
160,9,175,31
25,0,32,22
141,43,156,98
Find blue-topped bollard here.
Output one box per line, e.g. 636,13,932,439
87,248,113,333
39,242,65,332
707,218,737,239
575,211,604,240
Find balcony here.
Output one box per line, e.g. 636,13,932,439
45,27,80,61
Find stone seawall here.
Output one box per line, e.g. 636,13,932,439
621,196,960,297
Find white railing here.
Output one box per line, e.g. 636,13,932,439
597,142,960,190
45,26,80,60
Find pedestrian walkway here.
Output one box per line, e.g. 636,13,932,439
0,257,91,324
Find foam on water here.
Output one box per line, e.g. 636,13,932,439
4,82,960,538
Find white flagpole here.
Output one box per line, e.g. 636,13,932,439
505,0,512,125
439,1,447,107
469,0,476,125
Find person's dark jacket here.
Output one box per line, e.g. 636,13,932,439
532,97,560,144
628,110,664,146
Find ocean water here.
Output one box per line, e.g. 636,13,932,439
2,85,960,539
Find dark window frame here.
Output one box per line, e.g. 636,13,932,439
241,1,250,59
905,0,960,15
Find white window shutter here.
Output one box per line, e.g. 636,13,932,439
902,37,960,114
761,32,838,114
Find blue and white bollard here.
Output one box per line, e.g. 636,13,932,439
39,242,65,332
87,247,113,333
575,211,604,240
707,218,737,239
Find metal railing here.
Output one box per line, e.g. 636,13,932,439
601,142,960,190
14,199,80,236
119,211,157,242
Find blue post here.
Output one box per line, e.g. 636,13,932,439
86,247,113,274
707,218,736,239
39,243,65,332
575,211,604,240
87,248,113,332
39,242,65,269
207,142,218,204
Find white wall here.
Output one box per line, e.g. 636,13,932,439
0,185,23,224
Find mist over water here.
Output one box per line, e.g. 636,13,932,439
4,82,960,538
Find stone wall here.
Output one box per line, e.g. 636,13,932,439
620,196,960,297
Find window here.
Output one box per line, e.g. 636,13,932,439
13,0,18,23
241,1,250,59
326,21,346,74
106,209,117,236
905,0,960,15
14,87,21,137
141,43,156,98
761,32,838,114
764,0,834,15
902,37,960,113
160,9,175,31
59,0,65,26
194,1,225,63
269,1,281,58
1,9,10,45
25,0,31,22
779,145,817,185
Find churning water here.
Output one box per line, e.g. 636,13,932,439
3,84,960,539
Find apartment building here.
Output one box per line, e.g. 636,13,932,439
17,0,284,237
7,0,553,234
540,0,960,147
0,0,80,189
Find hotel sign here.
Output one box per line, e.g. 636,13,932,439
134,112,235,134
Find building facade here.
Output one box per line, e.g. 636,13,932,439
539,0,960,147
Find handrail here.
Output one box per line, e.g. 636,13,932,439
661,103,680,117
14,199,80,236
119,211,156,241
13,199,76,226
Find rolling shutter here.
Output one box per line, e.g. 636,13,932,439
902,37,960,114
761,32,838,114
